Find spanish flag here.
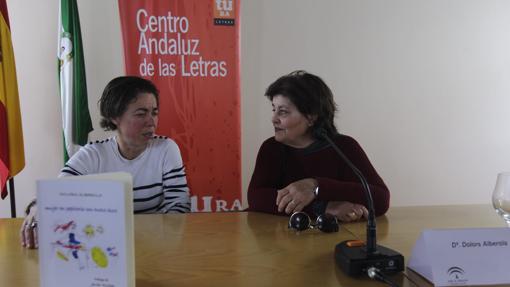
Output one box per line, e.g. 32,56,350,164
0,0,24,198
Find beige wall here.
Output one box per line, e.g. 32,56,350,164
2,0,510,217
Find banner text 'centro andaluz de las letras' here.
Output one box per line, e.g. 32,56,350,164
118,0,241,212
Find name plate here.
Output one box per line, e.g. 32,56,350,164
408,228,510,286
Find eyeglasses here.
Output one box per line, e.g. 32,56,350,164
288,212,339,233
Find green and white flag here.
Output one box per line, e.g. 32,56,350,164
58,0,93,162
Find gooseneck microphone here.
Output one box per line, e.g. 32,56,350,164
321,131,378,254
319,131,404,279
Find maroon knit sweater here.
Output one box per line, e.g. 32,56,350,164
247,134,390,216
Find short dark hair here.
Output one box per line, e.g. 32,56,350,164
265,70,338,138
99,76,159,131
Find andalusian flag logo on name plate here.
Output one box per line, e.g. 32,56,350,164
58,0,93,162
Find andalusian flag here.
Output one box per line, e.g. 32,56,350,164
0,0,25,198
58,0,92,162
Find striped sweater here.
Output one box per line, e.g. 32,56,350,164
60,135,190,213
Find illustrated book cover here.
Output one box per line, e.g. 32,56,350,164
37,172,134,287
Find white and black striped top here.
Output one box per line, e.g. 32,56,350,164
60,136,190,214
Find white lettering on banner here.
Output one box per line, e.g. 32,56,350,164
138,33,200,56
136,9,189,33
135,9,229,78
181,56,227,77
215,0,233,17
158,59,176,76
216,200,228,211
190,196,242,212
139,58,154,76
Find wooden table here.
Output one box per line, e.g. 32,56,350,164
0,205,505,287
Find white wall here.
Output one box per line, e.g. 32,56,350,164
3,0,510,217
1,0,122,217
243,0,510,208
1,1,61,218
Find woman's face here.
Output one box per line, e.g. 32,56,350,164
271,95,314,148
113,92,159,150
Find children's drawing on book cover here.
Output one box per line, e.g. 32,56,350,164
49,219,119,270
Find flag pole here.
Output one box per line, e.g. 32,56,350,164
8,178,16,218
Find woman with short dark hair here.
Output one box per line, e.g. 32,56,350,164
21,76,190,248
98,76,160,131
62,76,190,213
248,70,389,221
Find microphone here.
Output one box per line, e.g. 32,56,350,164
319,131,404,277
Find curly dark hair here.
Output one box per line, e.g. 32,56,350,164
98,76,159,131
265,70,338,138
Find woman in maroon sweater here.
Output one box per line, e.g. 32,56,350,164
248,71,389,222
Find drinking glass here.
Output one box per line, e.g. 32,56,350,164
492,172,510,227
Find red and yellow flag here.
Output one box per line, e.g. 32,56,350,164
0,0,24,198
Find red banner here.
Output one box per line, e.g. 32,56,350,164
118,0,241,212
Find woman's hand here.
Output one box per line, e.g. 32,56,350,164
276,178,317,214
326,201,368,222
20,203,38,249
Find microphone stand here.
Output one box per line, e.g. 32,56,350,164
321,133,404,277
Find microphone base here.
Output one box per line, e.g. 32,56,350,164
335,240,405,277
